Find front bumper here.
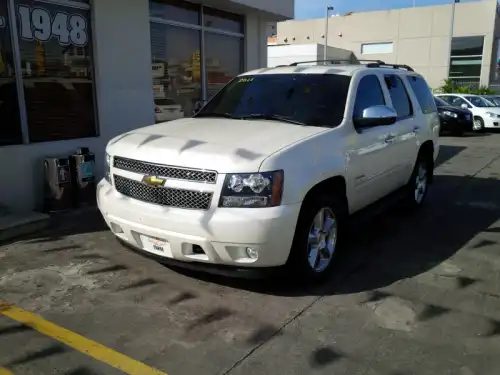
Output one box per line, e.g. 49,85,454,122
483,116,500,129
97,179,301,268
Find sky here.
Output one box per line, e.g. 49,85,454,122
295,0,485,19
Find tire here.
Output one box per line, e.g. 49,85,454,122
473,116,484,132
401,149,433,210
286,193,347,282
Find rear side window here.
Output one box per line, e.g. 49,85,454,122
407,75,437,114
384,75,413,119
353,75,386,119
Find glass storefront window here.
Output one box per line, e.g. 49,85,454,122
0,0,23,146
150,0,200,25
150,23,201,121
449,56,482,78
203,7,243,33
205,33,243,99
16,0,97,143
451,36,484,57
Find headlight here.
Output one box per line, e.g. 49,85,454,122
219,170,284,208
486,112,500,118
442,110,457,118
105,153,112,183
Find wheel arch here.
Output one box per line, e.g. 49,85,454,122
419,140,435,183
300,175,349,215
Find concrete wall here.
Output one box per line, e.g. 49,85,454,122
0,0,285,211
276,0,499,88
267,43,353,67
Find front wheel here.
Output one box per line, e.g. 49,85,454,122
286,195,346,282
473,117,484,132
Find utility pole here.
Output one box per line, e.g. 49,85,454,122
446,0,459,79
324,5,334,62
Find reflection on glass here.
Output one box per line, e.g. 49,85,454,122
451,36,484,57
450,56,482,78
150,23,201,121
204,33,242,100
17,0,96,143
0,0,23,145
149,0,200,24
203,7,243,33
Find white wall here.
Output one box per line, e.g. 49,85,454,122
0,0,154,212
267,44,353,67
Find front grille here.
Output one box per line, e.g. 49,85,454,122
113,157,217,184
114,175,213,210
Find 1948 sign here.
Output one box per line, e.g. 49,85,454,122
18,5,88,47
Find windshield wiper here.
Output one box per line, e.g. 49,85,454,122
195,112,241,119
239,114,306,125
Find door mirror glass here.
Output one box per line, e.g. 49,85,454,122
354,105,397,128
461,103,469,109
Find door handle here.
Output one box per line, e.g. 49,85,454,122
412,126,420,134
385,134,396,144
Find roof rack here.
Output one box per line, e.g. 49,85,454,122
287,59,414,72
365,62,414,72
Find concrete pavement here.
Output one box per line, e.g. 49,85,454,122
1,132,500,375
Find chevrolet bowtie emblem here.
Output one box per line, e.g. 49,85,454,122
142,175,166,187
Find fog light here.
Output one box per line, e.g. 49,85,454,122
246,247,258,259
110,222,123,233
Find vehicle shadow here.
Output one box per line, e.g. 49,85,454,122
170,171,500,298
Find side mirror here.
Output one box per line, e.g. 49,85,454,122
193,99,208,114
461,103,469,109
354,105,398,128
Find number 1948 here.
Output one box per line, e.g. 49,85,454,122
18,5,88,47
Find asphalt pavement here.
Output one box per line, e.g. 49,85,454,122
1,132,500,375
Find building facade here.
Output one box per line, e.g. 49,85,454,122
0,0,293,212
275,0,500,89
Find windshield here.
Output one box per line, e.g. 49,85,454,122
434,97,449,107
483,96,500,106
464,96,496,108
195,74,351,128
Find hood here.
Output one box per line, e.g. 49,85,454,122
437,105,471,115
106,117,327,173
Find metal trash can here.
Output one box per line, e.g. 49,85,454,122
43,156,73,213
69,147,97,207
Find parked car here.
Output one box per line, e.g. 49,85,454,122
435,93,500,131
434,95,473,136
98,61,439,281
154,98,184,123
481,95,500,107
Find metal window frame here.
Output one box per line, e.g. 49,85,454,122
149,2,245,102
6,0,95,145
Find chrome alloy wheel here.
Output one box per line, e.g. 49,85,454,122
307,207,338,273
415,163,428,204
473,119,482,131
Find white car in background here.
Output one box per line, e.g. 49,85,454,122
154,98,184,123
435,93,500,131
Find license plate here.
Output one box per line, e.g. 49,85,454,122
140,235,172,257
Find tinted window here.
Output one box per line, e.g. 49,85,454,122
450,96,469,108
465,96,495,108
353,75,385,119
434,97,449,107
197,74,351,128
407,75,436,114
0,0,23,146
384,75,412,118
155,98,176,105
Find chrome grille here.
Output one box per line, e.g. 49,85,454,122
114,175,213,210
113,157,217,184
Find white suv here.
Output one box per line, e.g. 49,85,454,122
97,61,440,281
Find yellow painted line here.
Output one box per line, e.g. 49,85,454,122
0,301,168,375
0,368,13,375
